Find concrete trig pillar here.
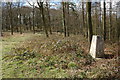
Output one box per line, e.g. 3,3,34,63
89,35,104,58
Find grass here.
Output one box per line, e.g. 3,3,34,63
2,33,38,56
2,32,119,78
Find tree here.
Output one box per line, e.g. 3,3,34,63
9,2,13,35
37,1,49,37
0,3,2,36
33,3,35,34
116,1,120,41
46,2,52,34
109,1,112,40
82,0,86,37
66,2,70,36
99,2,102,35
27,1,35,34
103,0,106,41
86,2,93,43
17,1,22,34
62,2,67,37
95,2,99,35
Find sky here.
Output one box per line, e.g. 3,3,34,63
1,0,120,9
1,0,120,2
1,0,120,17
22,0,120,9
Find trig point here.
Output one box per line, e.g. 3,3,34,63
89,35,104,58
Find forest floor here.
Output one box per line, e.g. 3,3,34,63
1,32,119,78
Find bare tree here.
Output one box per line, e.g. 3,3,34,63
9,2,13,35
66,2,70,36
103,0,106,41
17,1,22,34
27,1,35,34
46,2,52,34
37,1,49,37
109,1,112,40
62,2,67,37
86,2,93,43
82,0,86,37
99,2,102,35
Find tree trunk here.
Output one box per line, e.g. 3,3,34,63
99,2,102,35
103,1,106,41
41,2,49,37
95,4,99,35
19,14,22,34
109,1,112,40
82,1,86,37
16,2,20,32
46,2,52,34
18,1,22,34
33,3,35,34
87,2,93,43
62,2,67,37
29,16,31,31
67,3,70,37
116,6,119,42
9,2,13,35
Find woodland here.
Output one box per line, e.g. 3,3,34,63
1,0,120,78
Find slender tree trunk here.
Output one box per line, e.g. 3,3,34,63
16,2,20,32
16,15,19,32
39,9,43,30
82,1,86,37
103,1,106,41
67,3,70,37
19,14,22,34
62,2,67,37
46,2,52,34
0,5,2,36
95,4,99,35
41,2,49,37
109,1,112,40
87,2,93,43
116,6,119,42
29,16,31,31
33,3,35,34
9,3,13,35
85,3,88,38
18,1,22,34
99,2,102,35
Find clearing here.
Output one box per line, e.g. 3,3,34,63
1,32,119,78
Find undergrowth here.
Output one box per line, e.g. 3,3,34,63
2,33,119,78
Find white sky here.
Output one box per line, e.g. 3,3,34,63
1,0,120,9
1,0,120,2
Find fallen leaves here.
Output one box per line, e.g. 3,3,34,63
2,33,119,78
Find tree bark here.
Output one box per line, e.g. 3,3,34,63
46,2,52,34
95,3,99,35
82,1,86,37
87,2,93,43
16,2,20,32
17,1,22,34
103,1,106,41
62,2,67,37
99,2,102,35
33,3,35,34
41,2,49,37
9,2,13,35
67,2,70,37
19,14,22,34
109,1,112,40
